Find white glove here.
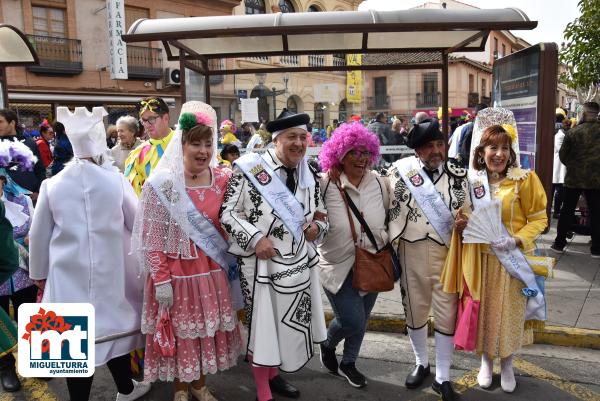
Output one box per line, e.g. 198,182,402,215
490,236,517,251
155,282,173,308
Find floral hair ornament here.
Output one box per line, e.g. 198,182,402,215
178,112,214,133
138,98,161,116
501,123,517,144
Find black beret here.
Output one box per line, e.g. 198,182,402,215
266,109,310,134
406,119,444,149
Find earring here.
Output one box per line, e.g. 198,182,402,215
478,156,485,166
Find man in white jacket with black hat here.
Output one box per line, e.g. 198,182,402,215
29,107,149,401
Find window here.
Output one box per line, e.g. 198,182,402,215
245,0,266,15
494,37,498,53
423,72,438,94
338,99,348,122
308,5,321,12
32,6,66,37
502,44,506,57
468,74,474,93
287,97,298,113
374,77,387,97
314,103,324,128
481,78,487,96
125,6,150,48
125,6,149,31
279,0,295,13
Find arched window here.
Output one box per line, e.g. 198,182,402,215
314,103,324,129
287,97,298,113
245,0,265,14
308,5,320,12
279,0,295,13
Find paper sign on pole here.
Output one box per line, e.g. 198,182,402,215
107,0,128,79
241,98,259,123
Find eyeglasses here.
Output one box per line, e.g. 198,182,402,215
348,150,372,159
139,115,160,125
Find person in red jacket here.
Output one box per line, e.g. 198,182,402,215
35,120,54,168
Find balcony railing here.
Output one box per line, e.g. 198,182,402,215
332,55,346,67
416,92,440,108
481,95,491,105
246,56,270,63
26,34,82,75
308,54,325,68
280,55,299,66
127,45,163,80
468,92,479,107
367,95,390,110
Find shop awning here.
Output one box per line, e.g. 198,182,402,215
0,24,38,66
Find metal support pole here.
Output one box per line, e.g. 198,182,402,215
0,67,8,109
179,52,186,104
441,52,449,141
272,87,277,120
202,59,210,104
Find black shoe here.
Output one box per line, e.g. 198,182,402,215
550,243,565,254
269,375,300,398
319,344,338,374
338,362,366,388
405,364,430,389
432,380,459,401
0,367,21,392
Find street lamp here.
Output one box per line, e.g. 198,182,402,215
271,73,289,120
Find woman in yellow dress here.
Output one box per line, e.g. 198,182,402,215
443,119,548,394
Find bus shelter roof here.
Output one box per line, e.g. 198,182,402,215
122,8,536,74
0,24,38,66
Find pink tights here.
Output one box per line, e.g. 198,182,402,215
249,355,278,401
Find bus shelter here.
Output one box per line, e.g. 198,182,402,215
122,8,537,138
0,24,39,108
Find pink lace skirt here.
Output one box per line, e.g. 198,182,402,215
142,266,243,382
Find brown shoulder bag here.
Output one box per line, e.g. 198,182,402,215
338,185,395,292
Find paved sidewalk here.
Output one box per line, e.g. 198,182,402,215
321,219,600,345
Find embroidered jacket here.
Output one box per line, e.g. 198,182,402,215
219,149,328,258
388,156,471,245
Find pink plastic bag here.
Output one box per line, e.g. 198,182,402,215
153,307,176,357
454,284,480,352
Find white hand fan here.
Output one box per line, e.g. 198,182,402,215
463,200,504,244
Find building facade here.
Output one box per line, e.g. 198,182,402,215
361,0,532,124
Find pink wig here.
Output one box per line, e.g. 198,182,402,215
319,122,380,172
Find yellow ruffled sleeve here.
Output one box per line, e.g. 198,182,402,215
513,171,548,253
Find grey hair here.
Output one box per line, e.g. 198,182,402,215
414,112,430,124
116,115,139,135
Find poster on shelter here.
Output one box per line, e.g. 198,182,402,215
346,54,362,104
492,47,540,170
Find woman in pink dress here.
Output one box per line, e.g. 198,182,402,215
133,102,243,401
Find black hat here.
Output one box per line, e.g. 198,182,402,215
266,108,310,138
406,120,444,149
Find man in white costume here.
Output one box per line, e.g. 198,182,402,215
28,107,149,401
387,119,470,401
220,109,328,401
